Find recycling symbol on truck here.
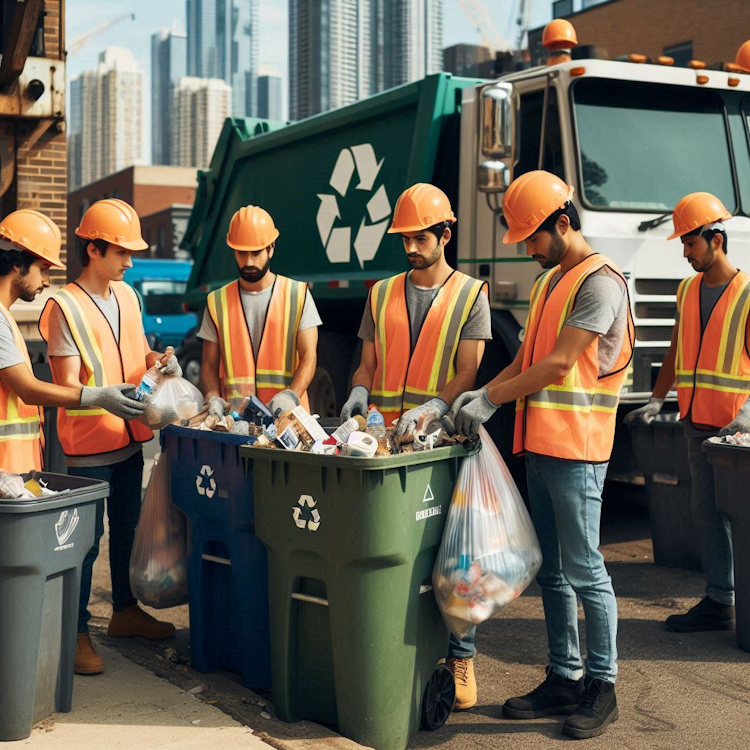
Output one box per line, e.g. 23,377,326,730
293,494,321,532
317,143,391,268
196,465,217,499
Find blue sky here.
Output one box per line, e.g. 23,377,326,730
66,1,553,160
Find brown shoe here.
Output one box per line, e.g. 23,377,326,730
448,657,477,710
75,633,104,675
107,605,176,640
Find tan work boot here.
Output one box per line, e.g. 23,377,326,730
107,605,175,640
448,657,477,710
75,633,104,675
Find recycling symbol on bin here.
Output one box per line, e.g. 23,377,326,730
317,143,391,268
293,494,321,532
196,464,217,499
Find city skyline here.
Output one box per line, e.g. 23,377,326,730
66,1,552,168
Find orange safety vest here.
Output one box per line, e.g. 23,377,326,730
675,270,750,430
370,271,487,425
513,253,634,462
206,276,310,410
0,303,43,473
39,282,153,457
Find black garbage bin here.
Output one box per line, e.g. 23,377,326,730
703,441,750,653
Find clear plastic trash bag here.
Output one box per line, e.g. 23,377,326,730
433,426,542,639
140,375,203,430
129,453,189,609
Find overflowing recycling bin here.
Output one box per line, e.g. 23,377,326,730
161,425,271,688
703,440,750,653
243,443,477,750
0,472,106,741
628,414,701,570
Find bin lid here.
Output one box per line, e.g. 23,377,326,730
239,442,479,470
162,424,258,446
0,472,109,514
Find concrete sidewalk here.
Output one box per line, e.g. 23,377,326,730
12,644,267,749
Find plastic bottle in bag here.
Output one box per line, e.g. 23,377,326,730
134,347,173,403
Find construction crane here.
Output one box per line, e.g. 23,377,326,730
515,0,533,56
67,13,136,56
458,0,513,52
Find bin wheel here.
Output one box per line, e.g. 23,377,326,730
420,664,455,731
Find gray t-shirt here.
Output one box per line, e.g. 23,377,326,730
45,291,143,468
548,266,629,377
197,285,322,358
358,272,492,349
0,309,25,370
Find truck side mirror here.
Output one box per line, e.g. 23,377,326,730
477,83,519,194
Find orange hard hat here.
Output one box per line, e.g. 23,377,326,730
227,205,279,251
542,19,578,51
668,192,732,240
736,40,750,72
0,209,65,269
502,170,574,244
75,199,148,251
387,183,456,234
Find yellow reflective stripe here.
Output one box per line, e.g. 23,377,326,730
256,368,295,377
64,408,108,416
374,277,398,394
55,290,103,387
726,282,750,373
527,400,618,414
675,276,697,374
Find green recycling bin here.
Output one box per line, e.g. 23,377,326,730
242,443,476,750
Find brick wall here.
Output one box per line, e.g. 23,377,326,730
559,0,750,66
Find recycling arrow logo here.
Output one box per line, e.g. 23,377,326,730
292,494,321,532
196,465,217,499
317,143,391,268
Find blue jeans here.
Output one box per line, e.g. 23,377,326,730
526,453,618,684
74,451,144,633
686,436,734,606
448,629,476,660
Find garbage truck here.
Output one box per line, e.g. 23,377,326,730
179,53,750,470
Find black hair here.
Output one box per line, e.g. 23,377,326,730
682,226,728,254
537,201,581,234
0,248,37,278
79,238,109,267
425,220,452,240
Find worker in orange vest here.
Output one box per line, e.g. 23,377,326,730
199,205,320,418
450,171,633,739
341,183,491,709
0,209,145,474
40,199,179,676
626,192,747,633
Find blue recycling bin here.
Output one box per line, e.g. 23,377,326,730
161,425,270,689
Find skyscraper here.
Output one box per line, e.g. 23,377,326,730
258,75,283,121
171,77,232,169
151,29,187,165
372,0,444,92
186,0,259,117
69,48,143,190
289,0,371,121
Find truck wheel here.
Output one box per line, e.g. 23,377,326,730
182,356,201,387
309,332,357,417
420,664,455,730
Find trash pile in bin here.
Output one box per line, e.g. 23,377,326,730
0,472,60,500
708,432,750,447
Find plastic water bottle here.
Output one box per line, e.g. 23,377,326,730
366,407,386,441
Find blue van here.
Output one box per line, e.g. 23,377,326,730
125,259,198,350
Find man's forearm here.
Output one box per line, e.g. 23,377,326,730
15,377,84,409
290,353,317,398
439,369,479,407
486,356,567,405
484,354,523,392
652,346,677,399
351,364,375,391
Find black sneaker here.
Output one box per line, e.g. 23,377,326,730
503,668,584,719
665,596,735,633
562,677,618,740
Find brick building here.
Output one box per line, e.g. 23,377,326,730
529,0,750,68
140,204,193,260
67,165,197,280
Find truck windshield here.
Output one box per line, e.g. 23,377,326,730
135,280,187,316
572,78,736,212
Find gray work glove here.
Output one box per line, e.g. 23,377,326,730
453,389,499,437
81,384,146,421
268,389,300,417
395,397,449,438
623,396,664,426
340,385,370,420
207,395,229,419
718,398,750,437
161,353,182,378
446,388,487,428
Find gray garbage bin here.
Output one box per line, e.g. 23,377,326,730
0,472,107,741
628,414,701,570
